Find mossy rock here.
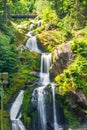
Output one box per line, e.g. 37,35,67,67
37,30,66,52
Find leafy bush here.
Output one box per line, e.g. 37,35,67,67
71,38,87,57
55,55,87,95
0,23,16,43
41,7,58,24
34,0,50,14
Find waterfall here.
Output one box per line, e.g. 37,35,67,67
32,53,52,130
37,87,46,130
40,53,52,85
27,20,63,129
29,20,34,31
26,36,41,53
10,90,26,130
51,83,59,130
29,23,34,31
36,19,43,27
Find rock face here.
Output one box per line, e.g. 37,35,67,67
50,42,73,78
69,89,87,123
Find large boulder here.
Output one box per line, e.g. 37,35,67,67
50,41,73,78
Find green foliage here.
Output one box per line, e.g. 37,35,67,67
0,23,16,43
48,0,87,27
0,33,19,74
34,0,50,14
64,109,80,128
19,50,40,71
57,15,73,33
55,55,87,95
9,0,35,14
22,87,34,129
41,7,58,24
71,38,87,57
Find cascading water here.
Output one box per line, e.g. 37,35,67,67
36,19,43,27
51,83,59,130
29,23,34,31
32,52,61,130
37,87,46,130
40,53,52,85
25,18,63,130
37,53,52,130
10,90,26,130
31,53,52,130
26,36,41,53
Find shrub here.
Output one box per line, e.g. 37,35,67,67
55,55,87,95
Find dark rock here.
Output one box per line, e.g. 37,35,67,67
69,89,87,122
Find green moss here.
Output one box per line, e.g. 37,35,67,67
22,87,35,128
37,30,65,52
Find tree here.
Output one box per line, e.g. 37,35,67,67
47,0,87,26
0,34,19,74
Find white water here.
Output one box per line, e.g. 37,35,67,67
26,36,41,53
29,23,34,31
25,31,32,37
51,83,59,130
29,20,34,31
40,53,52,85
37,87,46,130
10,90,26,130
35,53,52,130
36,19,43,27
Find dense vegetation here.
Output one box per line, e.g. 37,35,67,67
0,0,87,129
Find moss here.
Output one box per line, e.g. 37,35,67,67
37,30,66,52
22,86,35,129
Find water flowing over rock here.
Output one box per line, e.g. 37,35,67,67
36,19,43,27
51,83,59,130
40,53,52,85
26,36,41,53
31,52,51,130
31,50,64,130
10,90,26,130
29,20,34,31
37,86,47,130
